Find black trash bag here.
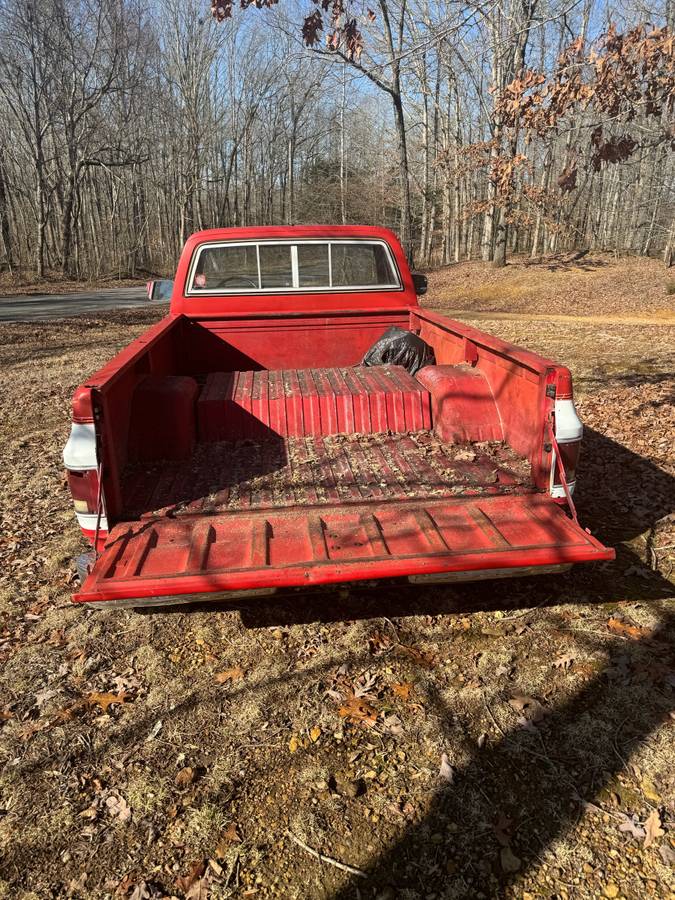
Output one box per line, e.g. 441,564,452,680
361,326,435,376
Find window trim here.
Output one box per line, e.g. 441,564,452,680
185,238,403,296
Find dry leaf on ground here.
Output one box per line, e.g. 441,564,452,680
508,694,546,722
105,794,131,823
128,883,153,900
86,691,130,713
644,808,665,848
175,766,195,787
553,654,575,670
439,753,454,782
214,666,245,684
176,859,206,895
215,822,242,857
353,671,379,699
186,871,210,900
493,813,513,846
338,693,378,727
618,813,646,840
369,630,392,654
396,643,435,668
78,804,98,821
391,682,412,701
382,713,404,735
34,688,57,707
19,719,51,742
607,617,650,640
500,845,521,873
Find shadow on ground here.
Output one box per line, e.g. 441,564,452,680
329,605,674,898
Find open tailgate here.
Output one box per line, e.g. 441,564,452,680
74,494,614,606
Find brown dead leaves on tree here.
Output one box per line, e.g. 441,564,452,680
503,25,673,181
210,0,279,25
212,0,367,62
497,25,674,141
439,23,674,238
301,1,365,61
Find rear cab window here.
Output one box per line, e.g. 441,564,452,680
187,240,401,295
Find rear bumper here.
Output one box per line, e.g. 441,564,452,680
82,564,574,609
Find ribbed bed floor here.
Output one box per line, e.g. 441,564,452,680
122,431,534,520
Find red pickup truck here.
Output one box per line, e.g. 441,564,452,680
63,225,613,607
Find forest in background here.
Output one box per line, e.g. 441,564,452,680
0,0,673,279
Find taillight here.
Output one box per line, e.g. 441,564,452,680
551,395,583,499
554,439,580,487
67,469,99,514
63,421,108,543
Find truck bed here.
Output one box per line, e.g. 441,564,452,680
121,431,534,521
69,300,615,607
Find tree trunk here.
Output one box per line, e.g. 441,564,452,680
481,148,497,262
664,220,675,268
442,167,451,265
453,83,462,263
35,162,46,278
418,54,430,263
530,149,550,257
61,156,77,278
0,155,13,269
286,134,295,225
492,205,507,267
339,62,347,225
392,90,413,265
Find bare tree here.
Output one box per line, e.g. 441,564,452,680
0,0,671,282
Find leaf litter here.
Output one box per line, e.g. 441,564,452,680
0,273,673,898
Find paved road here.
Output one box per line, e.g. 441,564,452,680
0,286,162,322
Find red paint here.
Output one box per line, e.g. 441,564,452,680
72,385,95,423
411,309,561,489
555,368,574,400
73,493,614,605
129,375,199,461
65,225,614,605
80,527,109,552
416,365,503,443
197,365,430,442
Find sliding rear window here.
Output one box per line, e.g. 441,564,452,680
188,240,400,294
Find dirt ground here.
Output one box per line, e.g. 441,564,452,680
425,252,675,320
0,256,673,900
